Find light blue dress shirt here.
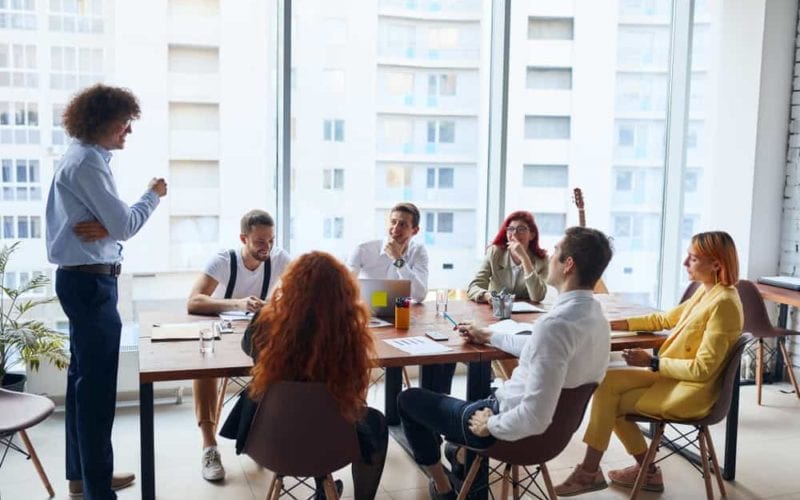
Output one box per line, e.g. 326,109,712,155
45,141,160,266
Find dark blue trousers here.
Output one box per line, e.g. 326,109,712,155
56,269,121,500
398,388,497,466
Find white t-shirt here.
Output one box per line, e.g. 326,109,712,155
203,247,292,299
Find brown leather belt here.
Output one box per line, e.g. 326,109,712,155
59,263,122,276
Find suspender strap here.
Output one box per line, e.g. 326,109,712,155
225,249,271,300
224,249,237,299
260,259,271,300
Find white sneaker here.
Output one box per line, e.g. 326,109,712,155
202,446,225,481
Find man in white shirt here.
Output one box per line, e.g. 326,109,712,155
397,227,613,500
186,209,291,481
347,202,429,303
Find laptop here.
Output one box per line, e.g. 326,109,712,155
757,276,800,291
359,278,411,319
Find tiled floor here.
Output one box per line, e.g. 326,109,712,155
2,377,799,499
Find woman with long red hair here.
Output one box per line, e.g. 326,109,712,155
467,210,549,303
220,251,387,499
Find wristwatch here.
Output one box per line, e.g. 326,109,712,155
650,356,660,372
393,258,405,269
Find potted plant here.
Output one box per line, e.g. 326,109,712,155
1,242,69,392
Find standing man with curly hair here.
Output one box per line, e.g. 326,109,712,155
46,84,167,499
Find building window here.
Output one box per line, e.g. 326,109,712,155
323,119,344,142
424,211,454,233
426,167,454,189
323,168,344,190
0,101,39,144
428,27,459,53
386,71,414,95
50,46,103,90
0,158,41,201
385,165,412,188
615,170,633,191
522,164,568,188
0,44,38,88
528,17,574,40
536,213,567,235
428,73,457,96
526,67,572,90
49,0,104,34
427,120,455,143
684,170,699,193
524,116,570,140
0,0,36,30
323,217,344,239
1,215,41,239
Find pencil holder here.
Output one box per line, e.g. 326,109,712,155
395,297,410,330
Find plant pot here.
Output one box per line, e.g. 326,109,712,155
1,372,27,392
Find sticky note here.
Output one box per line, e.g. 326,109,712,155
371,291,388,308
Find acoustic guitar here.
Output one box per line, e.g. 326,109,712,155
573,187,609,294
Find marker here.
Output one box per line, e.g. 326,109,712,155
443,312,458,328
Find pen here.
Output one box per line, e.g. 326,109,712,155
443,312,458,328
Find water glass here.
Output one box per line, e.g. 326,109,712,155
199,325,216,354
435,288,449,316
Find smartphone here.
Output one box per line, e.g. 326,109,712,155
425,331,450,341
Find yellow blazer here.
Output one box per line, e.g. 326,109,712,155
466,245,549,302
627,283,743,420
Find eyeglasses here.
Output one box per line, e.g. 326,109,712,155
506,226,530,234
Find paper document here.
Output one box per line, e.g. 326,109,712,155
384,337,453,355
368,317,393,328
487,319,534,336
512,302,546,313
151,322,216,341
219,311,254,322
610,330,639,338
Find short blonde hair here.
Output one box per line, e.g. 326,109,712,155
691,231,739,286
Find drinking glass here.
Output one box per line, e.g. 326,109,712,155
435,288,449,317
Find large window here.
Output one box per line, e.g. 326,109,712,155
507,1,674,306
290,0,488,288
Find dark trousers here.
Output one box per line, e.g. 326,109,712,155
398,388,497,466
421,362,457,394
56,269,122,500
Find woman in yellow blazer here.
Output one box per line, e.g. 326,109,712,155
467,211,549,303
555,231,743,496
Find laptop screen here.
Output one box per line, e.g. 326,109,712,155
358,278,411,319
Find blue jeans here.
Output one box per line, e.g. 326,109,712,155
57,269,122,500
398,388,498,466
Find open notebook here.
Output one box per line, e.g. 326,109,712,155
151,322,218,341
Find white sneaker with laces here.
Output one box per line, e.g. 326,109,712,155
202,446,225,481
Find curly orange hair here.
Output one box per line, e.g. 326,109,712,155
248,251,375,423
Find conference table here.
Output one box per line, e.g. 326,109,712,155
754,282,800,380
137,296,668,500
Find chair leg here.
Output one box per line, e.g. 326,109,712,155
499,463,511,500
266,475,281,500
701,426,726,498
630,423,663,500
512,464,520,500
778,339,800,399
456,456,484,500
323,474,340,500
698,427,714,500
402,367,412,388
214,377,230,433
756,339,764,405
17,430,54,497
540,463,557,500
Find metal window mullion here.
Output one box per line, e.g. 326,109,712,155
485,0,511,245
277,0,292,252
658,0,694,308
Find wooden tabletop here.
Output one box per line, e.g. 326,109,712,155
138,296,667,383
755,282,800,308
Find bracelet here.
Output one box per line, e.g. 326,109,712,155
650,356,660,372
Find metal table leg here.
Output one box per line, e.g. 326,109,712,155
140,382,155,500
384,367,402,425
